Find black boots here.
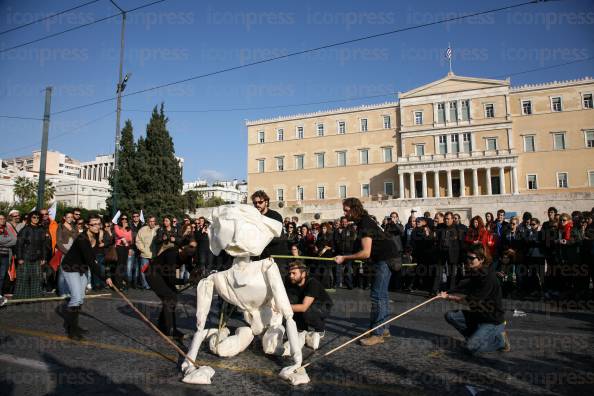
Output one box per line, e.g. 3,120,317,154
64,306,85,341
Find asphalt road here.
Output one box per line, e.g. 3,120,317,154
1,287,593,395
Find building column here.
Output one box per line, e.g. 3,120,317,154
446,170,453,198
486,167,492,195
512,166,519,195
459,169,466,197
422,171,428,198
434,171,440,198
409,172,416,199
472,168,479,196
458,133,465,152
499,167,506,195
399,173,405,199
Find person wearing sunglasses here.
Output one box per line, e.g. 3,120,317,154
14,211,52,300
60,215,114,340
250,190,284,260
439,244,510,354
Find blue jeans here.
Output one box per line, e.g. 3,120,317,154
57,266,70,296
139,258,151,289
370,260,391,336
92,254,106,289
126,252,138,285
62,271,88,307
0,255,9,295
445,310,506,354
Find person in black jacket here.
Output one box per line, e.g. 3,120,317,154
440,244,510,355
147,216,183,340
333,216,356,289
60,215,113,340
432,212,463,295
14,211,52,299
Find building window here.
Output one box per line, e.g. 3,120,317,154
438,135,447,154
449,101,458,121
295,155,304,170
486,138,497,151
522,100,532,115
557,172,568,188
551,96,563,112
338,121,346,134
415,144,425,156
527,174,538,190
437,102,445,123
276,128,284,141
317,186,325,200
524,135,536,152
589,171,594,187
258,130,265,143
360,118,368,132
317,123,325,137
361,184,370,197
315,152,325,168
338,185,347,199
451,134,459,153
461,99,470,120
414,111,423,125
585,130,594,148
463,133,472,152
584,93,593,109
553,132,566,150
383,115,391,129
297,186,304,200
276,188,284,202
485,103,494,118
276,156,284,171
296,126,304,139
384,182,394,196
337,151,346,167
383,147,392,162
359,149,369,165
257,159,265,173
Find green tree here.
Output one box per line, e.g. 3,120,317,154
12,176,55,212
107,119,138,215
205,196,226,207
136,104,184,218
183,190,199,213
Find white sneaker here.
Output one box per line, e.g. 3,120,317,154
0,296,8,307
305,331,324,350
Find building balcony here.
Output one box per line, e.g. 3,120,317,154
398,149,516,164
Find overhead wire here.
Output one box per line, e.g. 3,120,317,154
0,0,101,36
50,0,551,116
0,0,167,54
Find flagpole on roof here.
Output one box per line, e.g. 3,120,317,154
448,42,453,74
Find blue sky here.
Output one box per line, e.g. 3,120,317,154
1,0,593,182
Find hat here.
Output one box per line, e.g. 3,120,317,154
415,217,426,223
8,210,19,216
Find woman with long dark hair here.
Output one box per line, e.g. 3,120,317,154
113,214,132,290
146,216,183,339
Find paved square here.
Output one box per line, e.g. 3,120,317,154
1,288,593,395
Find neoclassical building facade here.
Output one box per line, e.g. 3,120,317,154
246,73,594,210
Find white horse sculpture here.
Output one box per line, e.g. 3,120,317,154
181,204,310,385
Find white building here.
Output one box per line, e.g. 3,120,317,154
183,179,248,204
80,154,185,182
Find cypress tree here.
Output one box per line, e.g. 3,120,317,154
107,119,137,214
138,103,183,218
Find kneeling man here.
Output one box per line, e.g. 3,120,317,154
285,261,333,349
439,244,510,354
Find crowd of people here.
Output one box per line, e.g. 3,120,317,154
1,204,593,307
1,199,593,353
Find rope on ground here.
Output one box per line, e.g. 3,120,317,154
5,293,111,305
271,255,417,267
301,295,441,369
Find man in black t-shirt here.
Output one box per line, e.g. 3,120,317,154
335,197,398,346
251,190,284,260
285,261,332,336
